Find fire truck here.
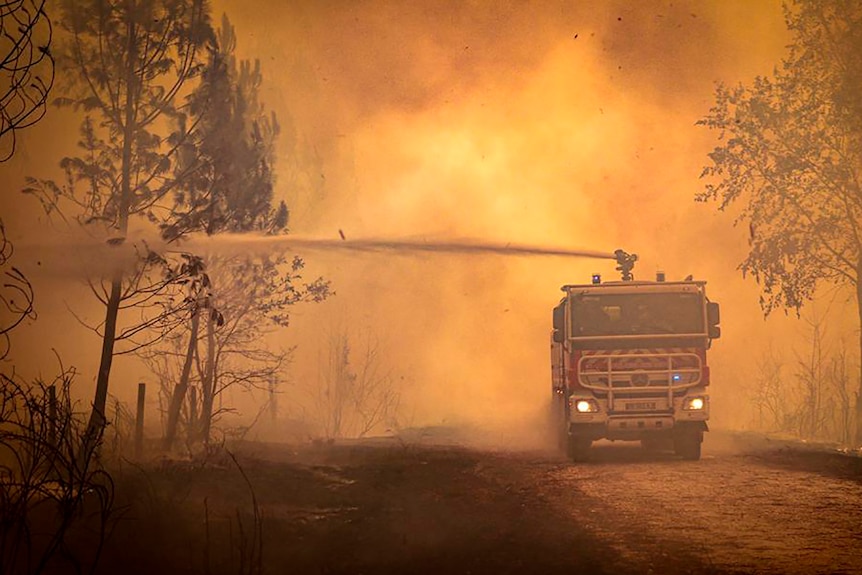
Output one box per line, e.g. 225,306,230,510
551,250,720,461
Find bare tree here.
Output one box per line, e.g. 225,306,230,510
0,220,35,361
145,253,328,449
792,313,828,439
0,0,54,162
311,328,401,440
749,345,791,433
0,0,50,356
828,343,854,444
749,318,859,445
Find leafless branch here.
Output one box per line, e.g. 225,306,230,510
0,0,54,162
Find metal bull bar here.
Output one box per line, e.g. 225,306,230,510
577,351,702,412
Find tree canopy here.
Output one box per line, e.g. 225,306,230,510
166,13,287,239
698,0,862,314
22,0,213,439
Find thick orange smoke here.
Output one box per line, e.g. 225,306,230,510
212,0,801,438
7,1,849,442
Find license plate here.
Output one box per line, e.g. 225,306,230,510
625,402,656,410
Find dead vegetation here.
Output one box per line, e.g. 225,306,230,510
747,310,858,446
308,328,403,441
0,360,114,575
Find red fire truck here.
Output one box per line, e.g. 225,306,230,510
551,250,720,461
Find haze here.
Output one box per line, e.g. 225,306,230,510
1,0,852,441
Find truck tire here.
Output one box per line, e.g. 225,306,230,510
674,430,703,461
557,425,568,453
567,436,592,462
553,398,570,453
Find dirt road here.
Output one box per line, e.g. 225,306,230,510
533,434,862,575
102,431,862,575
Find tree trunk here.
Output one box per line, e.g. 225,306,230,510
163,309,200,450
85,3,138,445
199,308,216,444
84,274,122,444
188,386,198,443
855,265,862,446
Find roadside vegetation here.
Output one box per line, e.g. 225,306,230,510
698,0,862,446
746,309,857,446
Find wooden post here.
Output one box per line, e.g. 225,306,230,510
189,386,198,442
269,376,277,424
134,382,145,459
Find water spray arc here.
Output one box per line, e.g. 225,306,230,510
16,233,637,281
186,234,638,278
189,234,622,262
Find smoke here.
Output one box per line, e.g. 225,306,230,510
181,0,798,443
13,230,165,281
3,0,815,445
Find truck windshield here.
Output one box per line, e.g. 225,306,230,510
571,292,704,337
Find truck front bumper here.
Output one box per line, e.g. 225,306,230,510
568,393,709,441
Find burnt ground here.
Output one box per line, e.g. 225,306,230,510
45,431,862,575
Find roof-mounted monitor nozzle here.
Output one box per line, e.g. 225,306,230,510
614,249,638,281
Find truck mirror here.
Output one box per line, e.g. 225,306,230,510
552,329,565,343
707,302,720,326
552,303,565,332
709,325,721,339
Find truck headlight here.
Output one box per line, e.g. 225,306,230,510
571,398,599,413
683,397,706,411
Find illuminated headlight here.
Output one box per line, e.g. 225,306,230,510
683,397,706,411
571,398,599,413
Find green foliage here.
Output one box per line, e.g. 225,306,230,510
232,254,330,328
150,16,331,439
165,13,286,239
697,0,862,314
21,2,329,447
20,1,214,441
25,0,213,231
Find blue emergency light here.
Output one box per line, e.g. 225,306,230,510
591,273,601,284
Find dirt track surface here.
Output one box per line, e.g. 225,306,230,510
102,431,862,575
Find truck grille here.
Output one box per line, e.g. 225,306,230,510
577,349,702,391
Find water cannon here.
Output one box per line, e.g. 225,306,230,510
613,249,637,281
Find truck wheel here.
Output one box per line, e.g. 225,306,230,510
557,425,568,453
567,436,592,462
552,399,570,453
674,431,703,461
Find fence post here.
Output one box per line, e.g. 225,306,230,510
269,376,278,424
189,386,198,443
135,383,146,459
